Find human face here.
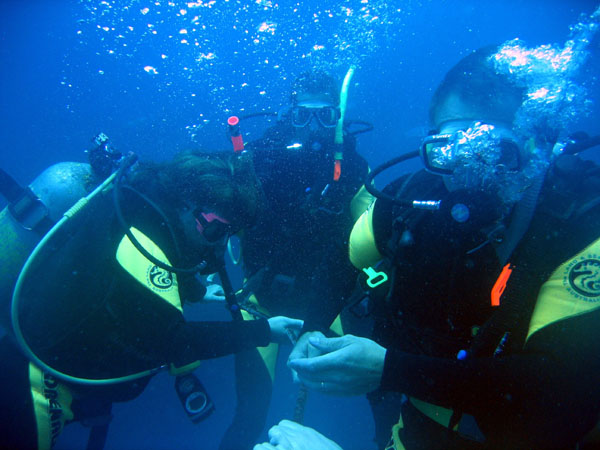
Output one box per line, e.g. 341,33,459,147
291,103,340,129
421,121,522,178
179,206,233,250
193,210,233,244
291,93,340,137
422,119,551,206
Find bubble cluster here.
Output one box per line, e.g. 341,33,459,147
491,6,600,141
437,122,549,205
69,0,405,143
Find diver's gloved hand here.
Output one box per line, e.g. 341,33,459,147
287,331,326,384
253,420,343,450
203,283,225,302
267,316,304,344
287,334,386,396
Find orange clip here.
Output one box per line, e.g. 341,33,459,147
491,263,513,307
333,159,342,181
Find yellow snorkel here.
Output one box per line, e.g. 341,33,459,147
333,66,356,181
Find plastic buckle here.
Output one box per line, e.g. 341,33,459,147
362,267,388,288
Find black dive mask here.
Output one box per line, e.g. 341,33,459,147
291,105,340,128
194,210,233,244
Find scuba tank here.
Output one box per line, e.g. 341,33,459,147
0,161,99,332
0,132,121,333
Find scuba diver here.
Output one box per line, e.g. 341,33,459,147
218,69,373,449
285,44,600,449
0,138,302,450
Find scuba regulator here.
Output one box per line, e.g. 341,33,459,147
88,132,123,178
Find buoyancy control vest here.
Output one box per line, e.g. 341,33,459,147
368,170,503,355
3,157,210,385
362,154,600,448
246,122,367,226
12,181,193,383
369,153,600,358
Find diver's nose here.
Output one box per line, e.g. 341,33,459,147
308,116,320,132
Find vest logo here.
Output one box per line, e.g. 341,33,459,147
564,256,600,302
148,265,174,290
43,372,63,446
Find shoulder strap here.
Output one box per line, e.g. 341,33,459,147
494,172,545,265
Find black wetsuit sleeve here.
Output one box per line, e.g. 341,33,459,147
380,308,600,447
177,273,207,302
168,318,270,367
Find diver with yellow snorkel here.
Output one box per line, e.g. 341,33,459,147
217,68,373,450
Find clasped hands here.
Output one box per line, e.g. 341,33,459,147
286,331,386,396
253,334,386,450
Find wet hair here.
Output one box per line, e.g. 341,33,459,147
290,70,340,105
429,46,526,128
131,151,264,231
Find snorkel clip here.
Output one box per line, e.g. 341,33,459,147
333,66,356,181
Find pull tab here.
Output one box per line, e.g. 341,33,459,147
227,116,244,153
333,158,342,181
491,263,513,306
362,267,388,288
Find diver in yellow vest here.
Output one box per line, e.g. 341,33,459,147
282,43,600,449
0,146,302,449
219,70,372,450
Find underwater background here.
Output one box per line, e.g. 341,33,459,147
1,1,599,449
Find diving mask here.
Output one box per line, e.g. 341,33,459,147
291,105,341,128
194,210,233,243
421,122,522,177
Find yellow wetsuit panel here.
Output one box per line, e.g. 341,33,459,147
169,361,202,376
116,227,182,313
350,183,375,222
386,398,462,450
329,314,344,336
527,236,600,341
29,364,73,450
349,201,383,270
409,397,458,430
387,414,406,450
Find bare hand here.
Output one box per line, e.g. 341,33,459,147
203,283,226,302
253,420,343,450
287,334,386,396
287,331,326,383
268,316,304,344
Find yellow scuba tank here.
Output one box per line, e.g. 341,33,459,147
0,162,97,331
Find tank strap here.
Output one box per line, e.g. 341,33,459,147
85,421,111,450
0,168,54,234
0,167,24,202
77,401,113,450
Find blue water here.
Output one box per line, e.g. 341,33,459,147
1,1,599,449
